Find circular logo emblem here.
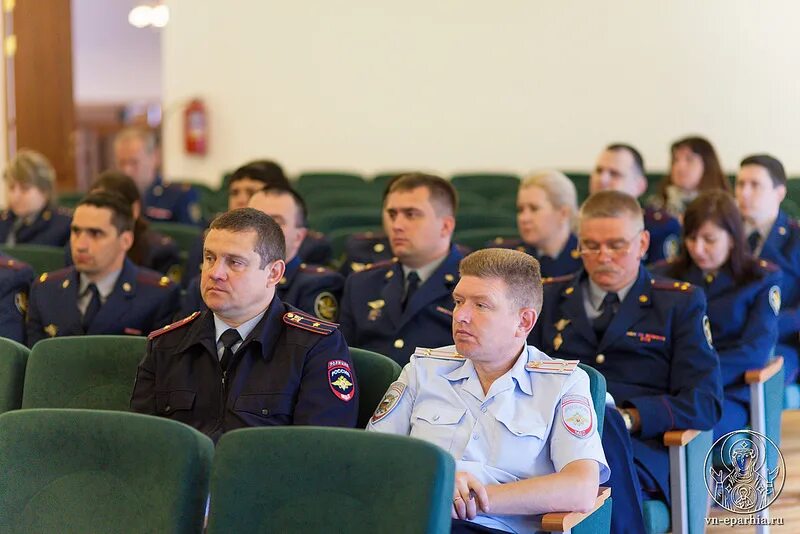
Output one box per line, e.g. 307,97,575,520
705,430,786,514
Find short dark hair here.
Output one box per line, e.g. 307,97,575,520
740,154,786,188
209,207,285,268
667,190,761,285
76,190,135,234
387,172,458,216
254,186,308,227
607,143,646,177
91,170,141,206
229,160,290,189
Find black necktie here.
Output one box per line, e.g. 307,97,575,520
402,271,420,311
82,283,101,332
219,328,242,372
592,292,619,339
747,231,761,253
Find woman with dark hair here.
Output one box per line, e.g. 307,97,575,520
0,149,72,246
650,190,781,437
89,171,181,275
648,136,730,220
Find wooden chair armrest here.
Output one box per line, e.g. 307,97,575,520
663,429,701,447
539,487,611,532
744,356,783,385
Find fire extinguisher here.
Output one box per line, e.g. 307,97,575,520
184,98,208,155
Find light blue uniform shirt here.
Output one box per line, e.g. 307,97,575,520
368,344,610,533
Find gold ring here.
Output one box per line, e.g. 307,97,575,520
453,496,463,503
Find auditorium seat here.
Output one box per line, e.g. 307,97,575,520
349,347,402,428
0,244,65,275
0,338,29,414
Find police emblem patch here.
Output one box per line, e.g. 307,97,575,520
561,394,594,438
663,235,680,261
14,291,27,315
314,291,338,321
371,381,406,424
769,285,781,316
703,315,714,349
328,360,355,402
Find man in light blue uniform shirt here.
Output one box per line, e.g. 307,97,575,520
368,248,608,533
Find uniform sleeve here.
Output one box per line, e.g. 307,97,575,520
0,267,32,344
366,363,417,435
151,237,182,275
292,329,358,428
717,273,780,386
179,277,205,317
130,339,157,415
549,369,610,484
174,188,203,226
628,288,723,439
298,272,345,322
25,282,46,347
338,276,357,345
151,285,181,333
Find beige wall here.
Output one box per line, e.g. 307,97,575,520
161,0,800,185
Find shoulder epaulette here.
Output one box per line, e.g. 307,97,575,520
361,259,396,272
283,310,337,335
300,263,336,275
651,279,694,292
351,231,381,241
307,230,326,239
137,271,174,288
413,346,465,360
56,206,73,216
0,257,31,271
148,311,201,339
757,259,780,273
526,359,579,375
542,273,576,285
36,268,71,284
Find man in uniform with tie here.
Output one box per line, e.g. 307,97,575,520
530,190,722,530
735,154,800,384
339,173,462,365
131,208,358,441
26,191,180,346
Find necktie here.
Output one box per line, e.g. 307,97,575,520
592,292,619,339
747,231,761,253
219,328,242,372
82,283,101,332
402,271,420,311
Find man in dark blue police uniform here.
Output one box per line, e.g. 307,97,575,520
180,186,344,321
530,191,722,531
339,173,462,365
736,154,800,384
26,191,180,346
591,144,681,262
114,127,203,227
0,254,34,343
183,161,332,283
131,208,358,442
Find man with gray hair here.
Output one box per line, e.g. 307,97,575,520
369,248,609,533
531,190,722,528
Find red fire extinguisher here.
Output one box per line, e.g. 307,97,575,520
184,99,208,155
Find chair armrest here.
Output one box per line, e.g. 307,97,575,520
744,356,783,385
540,487,611,532
663,429,701,447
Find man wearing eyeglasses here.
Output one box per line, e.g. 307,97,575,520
530,190,722,528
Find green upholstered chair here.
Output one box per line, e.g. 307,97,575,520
326,226,383,265
0,408,213,533
296,172,367,197
308,207,383,234
451,173,520,200
57,191,85,209
453,227,519,252
22,335,146,411
207,427,455,533
349,347,402,428
0,244,65,275
149,222,204,255
0,338,29,414
456,209,517,231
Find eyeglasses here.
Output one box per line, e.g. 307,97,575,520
578,230,642,258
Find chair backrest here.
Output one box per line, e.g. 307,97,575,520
349,347,402,428
208,427,454,534
0,408,213,533
0,244,65,275
0,338,30,414
148,222,203,254
578,363,607,434
22,335,146,410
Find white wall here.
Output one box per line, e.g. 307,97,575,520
162,0,800,185
72,0,162,103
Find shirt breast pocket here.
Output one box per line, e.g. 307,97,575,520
155,390,196,418
492,414,549,475
410,404,466,452
233,393,294,425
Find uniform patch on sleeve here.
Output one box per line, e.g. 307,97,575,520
314,291,338,321
328,360,355,402
561,394,594,438
14,291,27,315
769,285,781,316
371,381,406,424
702,315,713,349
